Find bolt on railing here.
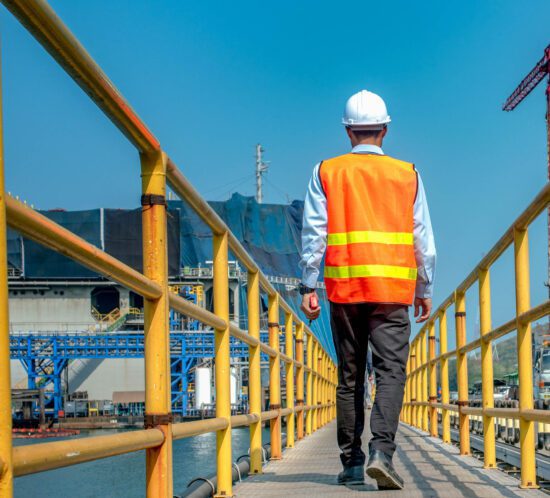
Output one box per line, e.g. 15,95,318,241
0,1,337,497
401,182,550,489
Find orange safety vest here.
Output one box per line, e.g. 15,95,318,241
320,153,418,305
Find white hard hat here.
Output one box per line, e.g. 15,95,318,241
342,90,391,130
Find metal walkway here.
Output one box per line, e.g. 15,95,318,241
233,414,547,497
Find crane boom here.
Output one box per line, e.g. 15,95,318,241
503,44,549,111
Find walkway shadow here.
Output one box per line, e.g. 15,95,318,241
255,471,379,492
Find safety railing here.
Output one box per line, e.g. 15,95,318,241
401,182,550,489
0,1,337,497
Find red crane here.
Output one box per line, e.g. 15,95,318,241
503,44,550,288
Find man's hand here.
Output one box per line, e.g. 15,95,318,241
414,297,432,323
301,291,321,321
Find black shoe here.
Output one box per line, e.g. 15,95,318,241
337,464,365,485
366,450,404,490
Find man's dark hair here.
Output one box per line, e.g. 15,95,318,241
348,127,385,140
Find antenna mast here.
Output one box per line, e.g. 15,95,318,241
255,144,268,203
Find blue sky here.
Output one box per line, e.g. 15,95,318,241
1,1,549,345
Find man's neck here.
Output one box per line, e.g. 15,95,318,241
352,139,383,148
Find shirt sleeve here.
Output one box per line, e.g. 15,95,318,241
413,171,437,299
299,163,328,288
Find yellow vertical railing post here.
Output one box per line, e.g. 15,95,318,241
479,267,496,468
421,330,428,432
213,232,232,496
296,322,305,439
0,53,13,498
322,353,327,426
312,340,319,432
439,310,450,444
268,294,282,459
428,321,437,437
514,227,538,488
141,150,173,498
285,312,295,447
306,333,313,435
412,339,418,428
455,291,470,455
247,270,262,474
403,358,410,423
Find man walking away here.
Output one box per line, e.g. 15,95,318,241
299,90,436,490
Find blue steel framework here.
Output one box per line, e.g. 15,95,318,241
10,332,270,416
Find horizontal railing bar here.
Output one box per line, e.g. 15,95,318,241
460,406,483,416
172,417,228,440
6,196,162,300
280,408,293,417
261,410,279,421
169,294,226,330
13,428,164,477
280,352,293,364
230,413,260,428
1,0,160,154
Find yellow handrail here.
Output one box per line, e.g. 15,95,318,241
0,1,337,497
401,182,550,489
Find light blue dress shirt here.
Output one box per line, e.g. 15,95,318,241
299,144,436,299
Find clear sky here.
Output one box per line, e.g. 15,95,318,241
1,1,549,344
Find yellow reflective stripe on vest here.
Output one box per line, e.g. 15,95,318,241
325,264,417,280
327,230,413,246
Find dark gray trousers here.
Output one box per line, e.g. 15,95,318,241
330,302,410,467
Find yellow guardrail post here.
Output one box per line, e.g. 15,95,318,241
514,227,538,488
268,294,282,459
428,321,437,437
421,330,428,432
412,339,418,427
296,322,305,439
306,333,313,435
247,270,262,474
455,291,470,455
312,340,319,431
0,53,13,498
439,310,450,443
285,312,295,447
213,232,232,496
140,150,173,498
479,267,496,468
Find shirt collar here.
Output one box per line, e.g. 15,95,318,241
351,144,384,155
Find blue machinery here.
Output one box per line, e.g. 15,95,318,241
10,331,270,417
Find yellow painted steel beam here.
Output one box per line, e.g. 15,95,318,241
479,267,496,469
172,418,228,439
6,196,162,300
268,294,282,459
306,333,313,435
428,322,437,437
421,331,428,432
0,54,12,497
296,323,305,440
514,227,538,489
285,312,295,447
1,0,160,154
411,340,417,427
231,413,261,428
140,151,173,498
169,293,226,330
261,409,280,421
455,292,470,455
247,270,262,474
13,429,164,477
439,310,451,443
213,232,232,497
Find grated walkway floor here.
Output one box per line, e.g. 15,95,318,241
233,413,547,497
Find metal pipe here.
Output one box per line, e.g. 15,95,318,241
268,294,282,459
13,429,164,477
411,340,417,427
439,310,450,443
479,267,496,468
1,0,160,154
231,413,260,428
428,322,437,437
296,322,305,439
306,334,313,435
0,52,12,497
455,292,470,455
172,418,228,440
247,270,262,474
514,227,537,488
6,196,162,300
213,232,232,496
421,331,428,432
141,150,173,498
169,293,226,330
285,312,295,447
